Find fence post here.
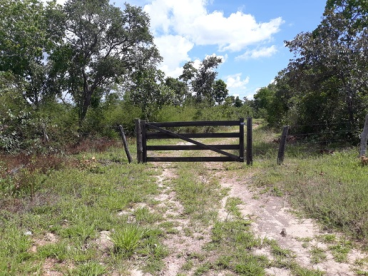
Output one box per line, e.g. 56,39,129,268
246,117,253,165
239,118,245,162
135,119,143,163
360,114,368,157
141,120,147,163
119,125,132,163
277,126,289,165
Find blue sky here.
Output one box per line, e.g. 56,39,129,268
121,0,326,99
50,0,326,99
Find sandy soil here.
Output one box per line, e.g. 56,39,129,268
218,172,367,275
128,137,368,275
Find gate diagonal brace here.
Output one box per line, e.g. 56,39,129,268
146,123,240,161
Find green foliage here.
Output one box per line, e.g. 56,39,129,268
69,262,106,276
213,79,229,105
129,69,175,120
180,56,223,105
0,0,58,106
253,125,368,241
261,0,368,136
112,225,145,257
50,0,161,122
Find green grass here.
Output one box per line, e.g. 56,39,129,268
310,246,327,264
172,162,224,224
2,121,368,274
252,125,368,242
0,145,167,275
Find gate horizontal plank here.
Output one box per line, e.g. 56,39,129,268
146,132,240,139
147,145,239,151
146,157,240,162
147,121,240,127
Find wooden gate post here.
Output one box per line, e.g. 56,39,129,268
135,119,143,163
239,118,245,162
360,115,368,157
246,117,253,165
141,120,147,163
277,126,289,165
119,125,132,163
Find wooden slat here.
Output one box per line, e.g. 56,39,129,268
247,117,253,165
239,118,244,163
146,124,240,161
146,132,240,139
147,120,239,127
147,145,239,151
141,120,147,163
147,157,238,162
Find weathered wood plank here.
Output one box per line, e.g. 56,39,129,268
239,118,245,163
277,126,289,165
246,117,253,165
146,123,240,161
135,119,143,163
360,114,368,157
146,132,240,139
119,125,132,164
146,157,239,162
147,120,239,127
147,145,240,151
141,120,147,163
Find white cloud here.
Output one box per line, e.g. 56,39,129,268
192,59,202,70
154,35,194,77
144,0,283,52
143,0,283,76
236,45,278,60
225,73,249,89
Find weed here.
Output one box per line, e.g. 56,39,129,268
181,260,194,271
112,225,145,257
68,261,106,276
320,234,336,243
268,240,294,258
329,243,351,262
134,207,162,224
310,246,327,264
252,126,368,241
225,197,243,219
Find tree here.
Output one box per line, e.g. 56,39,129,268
234,96,243,108
50,0,161,121
180,56,223,105
192,56,223,104
129,69,175,119
253,86,274,112
281,0,368,130
165,77,189,105
179,61,197,84
0,0,59,107
212,79,229,105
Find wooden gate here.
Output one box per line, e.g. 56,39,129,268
135,118,253,164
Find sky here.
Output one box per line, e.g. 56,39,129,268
46,0,327,99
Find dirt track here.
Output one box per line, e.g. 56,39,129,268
131,140,368,275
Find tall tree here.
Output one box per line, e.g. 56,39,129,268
192,56,222,104
180,56,223,105
51,0,161,121
165,77,189,105
129,69,175,119
213,79,229,105
0,0,58,107
282,0,368,129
